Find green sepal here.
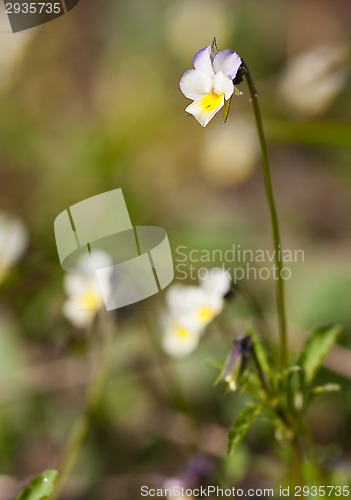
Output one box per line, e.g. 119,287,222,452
223,97,232,123
210,37,218,63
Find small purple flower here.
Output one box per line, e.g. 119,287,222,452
222,336,253,390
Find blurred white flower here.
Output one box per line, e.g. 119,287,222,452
161,315,200,358
200,117,259,186
180,44,242,127
63,250,112,329
161,268,231,358
167,284,223,329
0,10,33,90
0,212,28,282
199,267,231,297
278,43,349,117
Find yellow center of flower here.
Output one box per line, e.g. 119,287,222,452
80,291,101,310
197,307,215,323
200,93,224,113
176,326,191,339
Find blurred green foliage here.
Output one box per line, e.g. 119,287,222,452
0,0,350,498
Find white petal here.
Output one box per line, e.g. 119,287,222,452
180,69,213,100
63,299,96,329
193,45,214,76
77,250,112,273
213,71,234,100
166,285,205,319
213,49,242,79
200,268,231,297
64,274,89,297
0,213,28,273
63,273,102,299
161,316,200,358
185,94,224,127
165,283,223,329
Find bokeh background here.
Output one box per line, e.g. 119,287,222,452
0,0,350,498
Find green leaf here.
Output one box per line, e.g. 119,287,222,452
16,470,58,500
246,324,271,378
311,383,340,395
308,383,340,403
298,325,341,387
277,365,301,382
228,405,262,456
223,97,232,123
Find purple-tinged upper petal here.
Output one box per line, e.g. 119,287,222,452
193,45,214,76
213,49,242,80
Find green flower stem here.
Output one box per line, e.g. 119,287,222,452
243,64,304,481
291,435,304,486
244,65,288,371
50,318,115,500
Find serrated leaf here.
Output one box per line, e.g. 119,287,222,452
223,97,232,123
210,37,218,63
228,405,262,456
16,470,58,500
298,325,341,387
246,324,271,378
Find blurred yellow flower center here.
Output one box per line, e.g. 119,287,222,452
81,291,101,310
200,93,224,112
197,307,214,323
176,326,191,338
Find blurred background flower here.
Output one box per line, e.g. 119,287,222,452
62,251,112,329
161,269,231,357
278,43,349,117
200,117,259,186
0,212,28,283
0,0,351,498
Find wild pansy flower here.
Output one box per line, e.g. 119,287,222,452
161,268,231,358
161,313,201,358
63,250,112,329
0,212,28,283
179,42,242,126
